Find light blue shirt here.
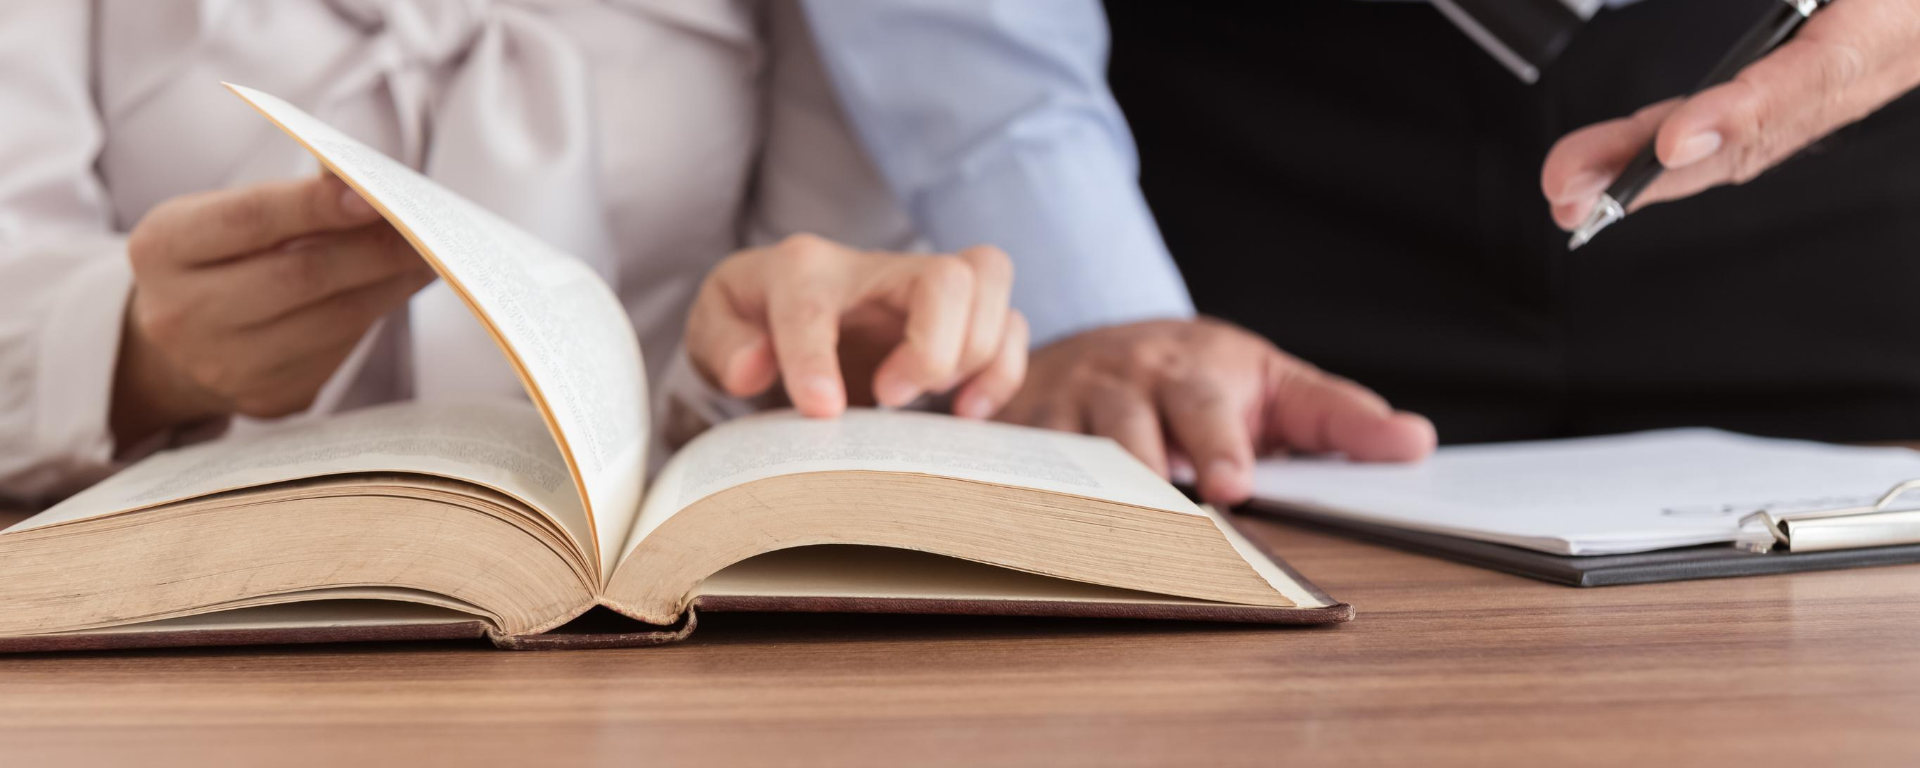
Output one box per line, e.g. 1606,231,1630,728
801,0,1194,345
803,0,1652,344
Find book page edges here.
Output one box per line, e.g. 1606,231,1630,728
683,543,1348,623
1208,506,1339,610
0,539,1349,654
688,595,1351,625
0,599,495,653
7,466,579,556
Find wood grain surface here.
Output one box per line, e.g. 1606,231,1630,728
1,507,1917,767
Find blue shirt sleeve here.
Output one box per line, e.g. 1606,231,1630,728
799,0,1196,345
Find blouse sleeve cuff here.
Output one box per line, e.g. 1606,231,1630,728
33,248,231,478
34,251,134,471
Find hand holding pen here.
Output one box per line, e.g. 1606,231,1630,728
1541,0,1920,248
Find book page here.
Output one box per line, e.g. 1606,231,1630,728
226,84,646,577
7,400,591,556
700,543,1322,609
621,409,1201,560
54,597,484,636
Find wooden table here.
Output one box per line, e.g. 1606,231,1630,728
2,508,1917,768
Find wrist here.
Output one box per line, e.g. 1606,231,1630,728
109,298,227,451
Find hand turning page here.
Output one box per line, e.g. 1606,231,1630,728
225,84,647,576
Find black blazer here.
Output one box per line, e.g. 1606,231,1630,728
1103,0,1920,445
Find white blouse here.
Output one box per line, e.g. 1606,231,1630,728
0,0,913,504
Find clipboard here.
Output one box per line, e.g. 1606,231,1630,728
1740,479,1920,553
1247,478,1920,587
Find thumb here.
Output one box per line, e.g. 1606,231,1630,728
1541,99,1682,230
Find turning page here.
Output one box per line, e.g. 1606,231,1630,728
226,84,647,577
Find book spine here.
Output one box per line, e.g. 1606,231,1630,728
485,609,699,651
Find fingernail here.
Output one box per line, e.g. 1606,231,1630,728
1555,171,1609,204
874,375,918,408
1666,131,1722,169
955,392,992,420
339,187,376,218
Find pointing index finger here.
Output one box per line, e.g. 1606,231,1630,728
1156,374,1254,506
764,239,858,417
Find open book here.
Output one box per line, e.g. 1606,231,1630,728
0,85,1347,652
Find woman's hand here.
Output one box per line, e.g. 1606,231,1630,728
1543,0,1920,228
685,234,1029,420
112,174,433,445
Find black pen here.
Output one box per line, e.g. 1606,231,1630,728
1568,0,1829,250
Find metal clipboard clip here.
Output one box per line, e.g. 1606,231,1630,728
1739,479,1920,554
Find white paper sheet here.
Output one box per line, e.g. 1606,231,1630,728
1252,429,1920,555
